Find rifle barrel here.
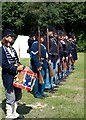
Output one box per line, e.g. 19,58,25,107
47,28,49,53
38,30,41,60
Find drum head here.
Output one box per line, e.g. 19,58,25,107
13,70,37,91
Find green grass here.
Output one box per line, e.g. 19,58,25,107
0,53,84,119
20,58,30,67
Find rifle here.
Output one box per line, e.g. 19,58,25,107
70,57,75,64
62,59,67,70
38,29,41,61
38,70,44,84
47,28,49,53
58,62,62,74
61,56,67,70
38,29,44,84
57,40,62,74
18,42,20,61
66,56,71,69
48,63,54,77
47,28,54,77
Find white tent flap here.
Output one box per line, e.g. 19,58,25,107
13,35,30,58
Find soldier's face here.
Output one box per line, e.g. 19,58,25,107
48,31,53,36
32,36,36,40
40,36,44,43
4,36,14,47
64,35,68,40
58,35,63,40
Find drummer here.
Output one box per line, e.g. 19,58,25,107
0,29,25,119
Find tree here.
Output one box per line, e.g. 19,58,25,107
2,2,86,51
2,2,25,34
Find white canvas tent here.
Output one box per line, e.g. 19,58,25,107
13,35,30,58
0,41,1,47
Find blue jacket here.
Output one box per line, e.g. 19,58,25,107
71,41,78,60
48,37,59,62
30,41,48,72
0,46,18,93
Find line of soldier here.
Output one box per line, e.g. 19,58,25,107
27,27,78,99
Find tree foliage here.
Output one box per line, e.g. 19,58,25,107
2,2,86,51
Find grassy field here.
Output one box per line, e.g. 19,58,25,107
0,53,84,119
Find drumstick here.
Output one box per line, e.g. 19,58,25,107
30,78,36,91
23,71,27,83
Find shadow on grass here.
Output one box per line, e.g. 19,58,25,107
0,99,33,116
17,103,33,115
0,99,6,115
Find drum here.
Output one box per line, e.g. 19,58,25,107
13,69,37,91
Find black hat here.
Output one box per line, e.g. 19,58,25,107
47,26,54,32
2,29,16,38
31,31,37,36
40,32,44,37
58,30,64,36
68,32,75,38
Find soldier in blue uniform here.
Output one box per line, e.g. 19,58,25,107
60,33,69,77
66,35,73,73
48,28,59,90
30,31,49,98
42,30,52,92
0,29,24,119
57,31,64,83
69,33,78,70
27,31,37,53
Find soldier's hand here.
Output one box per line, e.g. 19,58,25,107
46,52,48,59
37,66,42,71
57,58,60,63
24,66,31,71
62,56,65,61
17,65,24,71
48,60,51,64
66,57,68,61
70,53,72,57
